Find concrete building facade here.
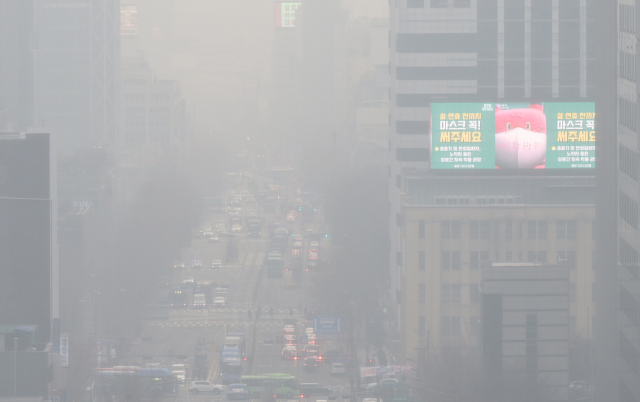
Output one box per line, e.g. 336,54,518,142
401,204,594,361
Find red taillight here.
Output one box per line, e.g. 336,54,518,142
244,357,247,361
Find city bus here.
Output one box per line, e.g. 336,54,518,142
240,374,299,399
265,251,283,278
220,357,243,384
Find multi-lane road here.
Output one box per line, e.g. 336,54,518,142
129,180,351,401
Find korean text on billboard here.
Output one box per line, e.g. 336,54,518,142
430,102,595,170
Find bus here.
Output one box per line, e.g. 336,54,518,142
240,374,299,399
247,219,261,238
88,367,177,400
171,286,188,308
220,357,243,384
265,251,283,278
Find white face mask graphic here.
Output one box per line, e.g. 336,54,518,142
495,126,547,169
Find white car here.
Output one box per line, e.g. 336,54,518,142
232,224,242,232
214,296,227,307
330,362,346,375
211,259,222,269
188,381,225,394
172,363,187,383
182,276,194,284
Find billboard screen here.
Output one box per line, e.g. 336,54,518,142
275,2,301,28
430,102,595,170
121,5,138,36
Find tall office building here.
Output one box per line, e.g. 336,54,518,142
0,132,58,398
32,0,120,157
389,0,596,334
613,2,640,401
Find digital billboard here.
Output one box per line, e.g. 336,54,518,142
430,102,595,170
120,5,138,36
275,2,301,28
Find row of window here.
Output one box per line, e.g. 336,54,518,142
620,51,636,82
619,143,639,181
619,97,637,131
408,0,470,8
427,220,579,240
436,250,577,270
620,4,636,34
620,237,639,269
124,93,172,102
434,196,522,206
620,190,639,230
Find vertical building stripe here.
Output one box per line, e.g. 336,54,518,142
525,0,532,98
552,0,559,98
498,0,505,98
580,0,587,97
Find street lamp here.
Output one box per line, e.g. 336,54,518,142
14,337,18,396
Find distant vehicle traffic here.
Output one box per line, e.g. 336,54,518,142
188,381,225,394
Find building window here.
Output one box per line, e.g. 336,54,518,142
408,0,425,7
396,174,401,189
567,220,577,239
451,317,461,336
570,283,577,303
494,221,500,239
441,285,450,303
451,221,461,239
528,251,537,262
419,284,426,303
506,251,512,262
470,317,479,335
441,317,451,336
435,198,445,205
518,222,523,239
451,252,461,270
506,221,513,239
480,220,490,239
396,251,402,265
418,220,425,239
451,284,461,303
418,251,425,270
567,251,576,268
538,221,547,239
470,284,480,303
528,221,537,239
620,190,640,230
470,220,479,239
418,316,426,337
441,220,451,239
481,251,490,263
441,252,450,270
470,251,479,270
557,220,566,239
537,251,547,263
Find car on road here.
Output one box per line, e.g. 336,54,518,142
300,383,333,397
307,250,319,261
330,362,346,376
303,356,319,371
192,259,203,269
227,383,249,400
306,334,318,345
172,364,187,384
182,276,194,284
193,293,206,309
365,378,399,391
188,381,225,394
214,296,227,307
292,241,303,258
216,222,227,232
232,223,242,232
211,259,222,269
209,234,219,243
301,344,319,357
282,345,297,360
286,212,296,222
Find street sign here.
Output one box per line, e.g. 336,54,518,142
313,317,341,334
